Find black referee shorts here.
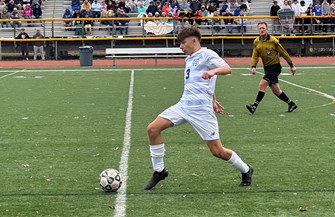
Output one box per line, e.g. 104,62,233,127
263,63,282,86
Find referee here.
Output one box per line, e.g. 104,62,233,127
246,22,298,114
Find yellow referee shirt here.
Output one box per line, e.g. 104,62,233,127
251,34,293,68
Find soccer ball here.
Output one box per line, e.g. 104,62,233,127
99,168,122,192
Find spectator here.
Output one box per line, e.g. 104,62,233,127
63,8,73,30
321,0,330,32
91,0,102,19
22,3,34,25
104,10,117,35
106,0,115,12
240,0,248,12
229,0,239,13
10,7,22,28
81,0,92,15
313,1,322,32
137,1,146,13
220,1,228,15
189,0,201,25
33,3,42,19
1,9,11,28
198,4,209,25
330,0,335,32
7,0,16,14
237,10,247,33
125,0,136,13
281,0,292,9
100,1,108,18
146,1,158,15
291,0,300,33
212,10,221,33
179,0,190,21
117,8,130,34
299,0,308,32
171,0,179,10
271,1,281,33
83,13,93,34
207,1,217,15
223,8,234,33
32,28,45,60
16,28,30,60
0,1,6,15
71,0,80,11
161,1,170,15
73,9,83,35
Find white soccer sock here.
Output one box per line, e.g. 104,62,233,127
150,144,165,172
227,151,249,173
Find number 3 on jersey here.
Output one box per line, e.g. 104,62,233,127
185,69,190,79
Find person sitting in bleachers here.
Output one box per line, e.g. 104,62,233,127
212,10,221,33
33,3,42,19
198,4,209,25
10,7,22,28
223,8,234,33
91,0,101,19
100,1,108,18
106,0,115,13
161,1,171,15
7,0,16,14
137,1,147,14
116,8,130,34
125,0,136,13
63,8,73,30
83,12,93,35
103,10,117,34
179,0,190,15
71,0,80,12
236,10,247,33
81,0,92,16
1,9,11,28
22,3,33,23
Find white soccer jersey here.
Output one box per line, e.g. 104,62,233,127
179,48,227,109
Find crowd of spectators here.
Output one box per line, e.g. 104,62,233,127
58,0,251,36
0,0,44,28
271,0,335,34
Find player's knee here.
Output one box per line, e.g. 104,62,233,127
146,123,159,137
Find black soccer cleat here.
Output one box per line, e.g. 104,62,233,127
287,103,298,112
246,104,256,114
240,164,253,186
144,169,169,190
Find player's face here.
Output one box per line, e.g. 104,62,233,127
179,37,197,55
258,24,268,37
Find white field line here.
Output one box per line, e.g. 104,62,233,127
0,70,25,79
114,70,134,217
254,71,335,100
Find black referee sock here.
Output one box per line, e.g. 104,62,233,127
277,92,293,105
254,91,265,107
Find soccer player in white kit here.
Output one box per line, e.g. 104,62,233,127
145,25,253,190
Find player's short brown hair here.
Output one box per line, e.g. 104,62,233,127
257,22,268,28
177,25,202,43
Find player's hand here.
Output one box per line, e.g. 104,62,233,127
251,67,257,74
202,71,214,80
291,66,297,75
213,100,224,115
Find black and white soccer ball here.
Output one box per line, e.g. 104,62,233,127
99,168,122,192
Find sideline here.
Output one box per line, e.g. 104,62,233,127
114,70,135,217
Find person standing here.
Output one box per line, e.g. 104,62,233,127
16,28,30,60
144,25,253,190
32,29,45,60
246,22,297,114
